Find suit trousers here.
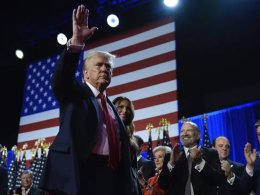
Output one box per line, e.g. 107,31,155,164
79,154,123,195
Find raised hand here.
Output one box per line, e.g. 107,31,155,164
71,4,98,45
189,146,203,164
220,160,232,177
244,142,256,170
169,143,180,166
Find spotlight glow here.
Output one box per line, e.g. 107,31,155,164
57,33,67,45
164,0,178,7
15,49,24,59
107,14,119,28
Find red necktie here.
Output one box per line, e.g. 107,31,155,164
99,93,120,170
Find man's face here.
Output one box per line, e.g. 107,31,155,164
214,137,230,160
257,126,260,144
180,123,200,148
84,54,112,91
21,173,32,189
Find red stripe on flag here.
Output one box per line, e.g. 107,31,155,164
133,91,177,109
19,118,59,133
113,51,176,76
112,32,175,56
108,70,176,95
86,17,175,49
134,112,178,131
17,136,55,149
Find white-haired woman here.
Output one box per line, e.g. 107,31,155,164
139,145,172,195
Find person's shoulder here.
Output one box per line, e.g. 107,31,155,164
201,147,219,159
142,157,153,163
228,159,244,167
228,159,245,173
31,185,45,193
201,146,216,153
145,159,155,166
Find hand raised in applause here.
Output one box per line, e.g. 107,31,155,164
244,142,257,170
189,146,203,164
220,160,232,177
169,143,181,166
71,4,98,45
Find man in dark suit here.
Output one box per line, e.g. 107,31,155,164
13,170,45,195
39,4,141,195
212,136,246,195
240,120,260,195
158,121,225,195
133,135,155,180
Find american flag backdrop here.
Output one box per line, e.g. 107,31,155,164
17,17,178,159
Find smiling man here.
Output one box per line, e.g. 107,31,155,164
158,121,225,195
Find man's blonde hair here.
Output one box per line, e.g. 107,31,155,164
83,50,116,70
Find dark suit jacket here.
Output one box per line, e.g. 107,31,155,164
137,156,155,180
240,151,260,195
39,50,140,195
217,159,246,195
14,185,45,195
158,147,225,195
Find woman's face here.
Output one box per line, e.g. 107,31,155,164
116,99,132,125
154,150,165,170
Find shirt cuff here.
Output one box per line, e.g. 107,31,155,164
246,165,254,177
66,38,85,53
194,159,205,172
227,172,235,185
167,162,175,172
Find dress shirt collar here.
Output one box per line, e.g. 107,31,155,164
183,145,197,157
85,81,107,98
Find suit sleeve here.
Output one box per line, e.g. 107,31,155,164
51,49,82,104
199,148,226,185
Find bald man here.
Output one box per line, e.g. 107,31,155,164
212,136,245,195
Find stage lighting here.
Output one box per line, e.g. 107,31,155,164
107,14,119,28
15,49,24,59
57,33,68,45
164,0,178,7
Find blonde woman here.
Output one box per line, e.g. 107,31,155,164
139,146,172,195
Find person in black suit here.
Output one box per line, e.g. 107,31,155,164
212,136,246,195
133,135,155,181
39,4,141,195
112,96,142,193
240,120,260,195
158,121,225,195
0,164,8,195
13,170,45,195
112,96,139,166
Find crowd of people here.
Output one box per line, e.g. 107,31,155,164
0,4,259,195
